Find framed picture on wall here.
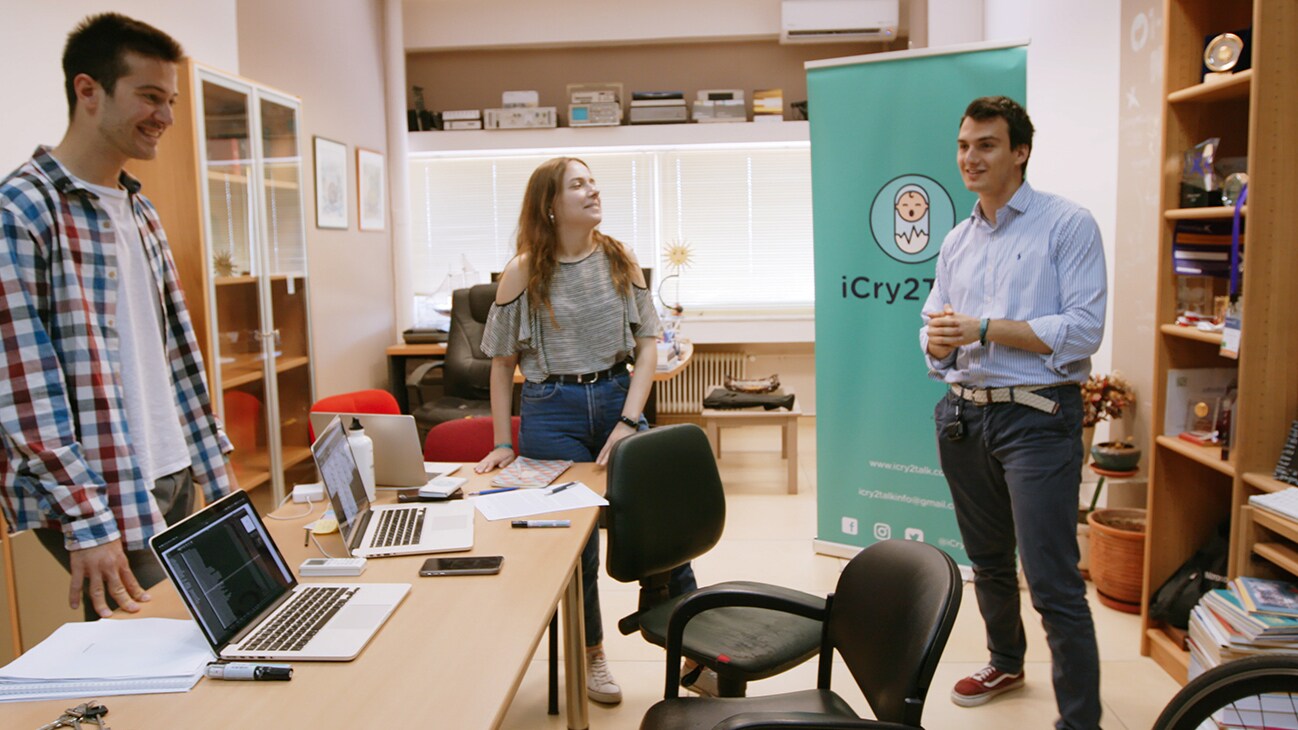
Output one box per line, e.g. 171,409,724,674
313,136,348,229
357,148,386,232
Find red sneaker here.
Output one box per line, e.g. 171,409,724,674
951,665,1025,707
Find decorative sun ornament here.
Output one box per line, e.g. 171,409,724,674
665,240,694,273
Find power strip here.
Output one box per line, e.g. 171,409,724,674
292,482,324,503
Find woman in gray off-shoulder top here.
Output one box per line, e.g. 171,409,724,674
472,158,698,706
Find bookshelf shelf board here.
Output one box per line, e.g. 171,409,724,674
1250,506,1298,544
1244,472,1295,494
1146,628,1190,684
1164,206,1246,220
1156,435,1236,476
1160,324,1224,346
1167,70,1252,104
1253,541,1298,577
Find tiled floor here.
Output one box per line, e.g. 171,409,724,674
500,419,1182,729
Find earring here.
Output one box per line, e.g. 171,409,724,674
548,210,555,224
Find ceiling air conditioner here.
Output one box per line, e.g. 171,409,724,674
780,0,899,44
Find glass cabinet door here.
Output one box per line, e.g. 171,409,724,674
255,93,315,489
199,73,272,492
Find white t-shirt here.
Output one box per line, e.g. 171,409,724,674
77,177,192,482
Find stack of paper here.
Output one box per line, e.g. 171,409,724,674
473,481,608,521
1250,487,1298,522
0,618,212,702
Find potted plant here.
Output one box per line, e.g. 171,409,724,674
1077,372,1136,577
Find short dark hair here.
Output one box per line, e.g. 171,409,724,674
62,13,184,120
962,96,1034,180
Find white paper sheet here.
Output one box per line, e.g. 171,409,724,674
471,481,607,521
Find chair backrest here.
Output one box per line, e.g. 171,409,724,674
443,283,497,400
308,389,400,441
604,424,726,583
829,539,961,727
422,416,521,462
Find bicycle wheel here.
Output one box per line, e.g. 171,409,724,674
1154,655,1298,730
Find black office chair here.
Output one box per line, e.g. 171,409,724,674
640,538,962,730
605,424,825,698
408,283,496,435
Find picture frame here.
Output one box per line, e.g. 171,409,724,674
356,148,386,232
313,136,348,229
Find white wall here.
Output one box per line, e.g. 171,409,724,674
984,0,1121,384
0,1,238,172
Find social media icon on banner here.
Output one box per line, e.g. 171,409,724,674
873,523,891,540
904,527,925,541
841,517,858,535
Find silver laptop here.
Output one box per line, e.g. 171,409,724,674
313,416,475,558
309,412,456,487
150,489,410,661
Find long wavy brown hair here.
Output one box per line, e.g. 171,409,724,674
517,157,638,323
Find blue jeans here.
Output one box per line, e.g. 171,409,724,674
520,371,698,647
934,386,1101,730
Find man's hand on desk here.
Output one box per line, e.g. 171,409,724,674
69,539,150,618
474,446,517,474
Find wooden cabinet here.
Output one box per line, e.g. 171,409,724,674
131,61,315,505
1141,0,1298,683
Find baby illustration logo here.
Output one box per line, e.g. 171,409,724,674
869,175,954,264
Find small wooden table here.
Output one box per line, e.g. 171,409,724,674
701,386,800,494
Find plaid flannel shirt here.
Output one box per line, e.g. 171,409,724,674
0,147,232,551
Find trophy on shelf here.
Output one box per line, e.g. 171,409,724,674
1202,29,1251,82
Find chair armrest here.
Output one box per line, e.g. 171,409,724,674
405,361,445,408
712,712,917,730
662,583,826,698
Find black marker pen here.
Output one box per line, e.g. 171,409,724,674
512,519,571,528
206,662,293,681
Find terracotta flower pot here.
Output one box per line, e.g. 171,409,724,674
1087,508,1147,612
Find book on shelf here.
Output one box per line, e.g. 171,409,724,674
1234,576,1298,618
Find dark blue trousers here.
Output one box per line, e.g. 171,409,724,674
520,372,697,647
934,385,1101,730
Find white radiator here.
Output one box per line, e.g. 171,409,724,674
657,351,748,414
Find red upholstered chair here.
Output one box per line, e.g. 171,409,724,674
422,416,520,462
308,389,400,442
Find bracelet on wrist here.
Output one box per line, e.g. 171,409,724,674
978,318,990,346
494,442,513,451
618,415,639,429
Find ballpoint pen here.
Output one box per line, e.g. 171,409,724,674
547,481,576,496
471,487,520,496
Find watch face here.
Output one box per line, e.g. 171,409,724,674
1204,33,1244,72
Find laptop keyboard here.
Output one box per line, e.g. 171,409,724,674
241,586,358,653
373,507,425,547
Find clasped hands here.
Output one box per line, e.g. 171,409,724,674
924,304,982,359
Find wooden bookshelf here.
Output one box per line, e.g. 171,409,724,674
1140,0,1298,682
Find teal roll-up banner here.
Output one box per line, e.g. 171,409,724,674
809,43,1027,563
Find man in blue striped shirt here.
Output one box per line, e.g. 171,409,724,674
921,96,1106,730
0,14,232,621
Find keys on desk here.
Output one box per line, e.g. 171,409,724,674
38,700,110,730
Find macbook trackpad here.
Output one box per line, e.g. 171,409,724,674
332,602,390,629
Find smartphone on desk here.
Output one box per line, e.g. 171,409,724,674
420,555,503,576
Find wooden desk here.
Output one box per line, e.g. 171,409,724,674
6,464,605,729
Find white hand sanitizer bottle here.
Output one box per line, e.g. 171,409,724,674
346,417,376,501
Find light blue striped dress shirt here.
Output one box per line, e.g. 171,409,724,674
919,181,1107,388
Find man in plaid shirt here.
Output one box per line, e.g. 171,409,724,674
0,13,233,620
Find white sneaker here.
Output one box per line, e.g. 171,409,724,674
682,666,720,697
586,650,622,705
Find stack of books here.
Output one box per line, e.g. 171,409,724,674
1189,576,1298,678
753,88,783,122
1172,220,1242,277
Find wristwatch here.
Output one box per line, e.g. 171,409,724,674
618,415,639,429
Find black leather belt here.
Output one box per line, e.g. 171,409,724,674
543,361,629,384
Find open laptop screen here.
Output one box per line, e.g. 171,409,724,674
312,416,371,548
152,491,295,651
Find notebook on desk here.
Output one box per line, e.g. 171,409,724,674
309,411,458,487
313,415,475,558
150,490,410,661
